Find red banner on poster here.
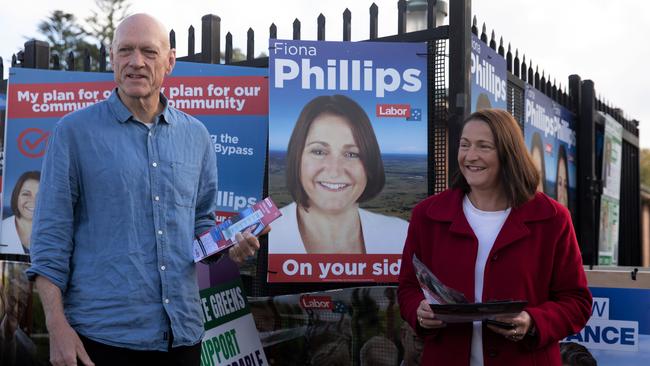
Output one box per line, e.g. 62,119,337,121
7,76,268,119
267,254,402,282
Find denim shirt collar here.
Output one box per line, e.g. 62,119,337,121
107,88,173,125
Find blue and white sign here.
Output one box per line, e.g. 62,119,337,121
470,34,507,112
565,287,650,364
1,63,267,254
523,84,577,215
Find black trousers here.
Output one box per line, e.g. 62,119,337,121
78,334,201,366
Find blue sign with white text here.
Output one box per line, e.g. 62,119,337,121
565,287,650,365
1,63,267,254
470,34,507,112
523,84,577,216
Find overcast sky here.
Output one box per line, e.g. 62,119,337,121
1,0,648,146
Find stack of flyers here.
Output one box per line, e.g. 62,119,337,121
412,254,468,304
193,197,282,262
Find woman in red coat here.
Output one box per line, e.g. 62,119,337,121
398,109,592,366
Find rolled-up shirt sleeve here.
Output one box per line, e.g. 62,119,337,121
194,126,218,236
26,120,79,293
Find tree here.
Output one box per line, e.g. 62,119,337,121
36,10,98,70
85,0,131,47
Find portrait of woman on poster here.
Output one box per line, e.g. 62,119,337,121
272,94,409,254
398,109,591,366
556,145,569,208
1,171,40,254
530,132,546,193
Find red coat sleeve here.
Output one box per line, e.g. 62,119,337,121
524,207,592,348
398,203,429,336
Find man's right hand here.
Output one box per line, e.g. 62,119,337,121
35,276,94,366
47,318,94,366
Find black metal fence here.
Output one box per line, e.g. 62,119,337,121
0,0,642,298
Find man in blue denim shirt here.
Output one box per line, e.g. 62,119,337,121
26,14,263,366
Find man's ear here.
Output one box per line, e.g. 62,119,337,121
167,49,176,75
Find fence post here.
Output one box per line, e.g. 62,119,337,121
225,32,233,65
201,14,221,64
369,3,378,39
189,25,196,56
293,18,301,40
66,51,75,71
398,0,406,35
23,40,50,69
317,14,325,41
447,0,472,184
343,9,351,41
571,74,597,266
83,49,90,71
99,44,107,72
270,23,277,39
247,28,254,61
427,0,437,28
170,29,176,49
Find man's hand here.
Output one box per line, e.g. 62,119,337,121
47,318,94,366
36,276,94,366
228,226,270,264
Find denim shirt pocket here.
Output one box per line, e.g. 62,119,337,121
171,162,200,208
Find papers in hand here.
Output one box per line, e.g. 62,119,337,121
192,197,282,262
412,254,527,323
412,254,468,304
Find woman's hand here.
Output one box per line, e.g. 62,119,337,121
487,310,534,342
416,299,446,329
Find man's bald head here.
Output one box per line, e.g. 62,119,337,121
109,13,176,107
112,13,171,50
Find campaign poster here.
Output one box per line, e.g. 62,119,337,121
199,259,268,366
523,84,577,215
565,287,650,365
598,113,623,265
268,39,428,282
1,89,6,194
249,286,420,365
470,34,507,112
0,62,267,255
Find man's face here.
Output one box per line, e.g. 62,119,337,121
110,17,175,102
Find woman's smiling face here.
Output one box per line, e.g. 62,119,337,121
458,119,501,193
18,179,39,220
300,113,368,214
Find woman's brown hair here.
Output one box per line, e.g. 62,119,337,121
451,109,540,207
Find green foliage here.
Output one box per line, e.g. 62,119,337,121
641,148,650,188
33,1,131,71
85,0,131,47
36,10,97,70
